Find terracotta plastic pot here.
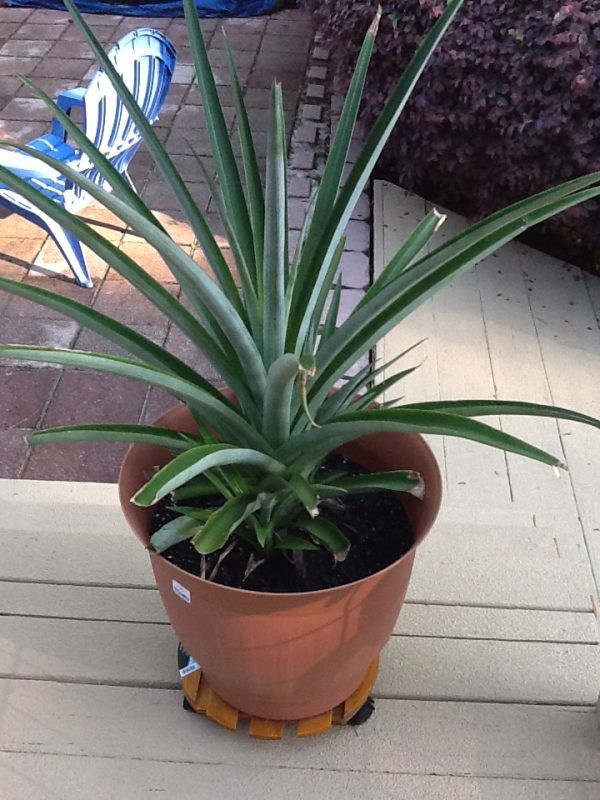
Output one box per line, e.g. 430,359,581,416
119,401,442,721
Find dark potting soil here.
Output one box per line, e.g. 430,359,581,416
149,454,414,593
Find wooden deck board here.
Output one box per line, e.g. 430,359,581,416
1,612,597,704
2,581,596,642
1,682,599,782
1,753,597,800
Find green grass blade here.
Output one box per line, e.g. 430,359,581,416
29,424,201,450
183,0,256,282
224,35,265,281
0,345,267,450
262,82,289,366
133,444,286,505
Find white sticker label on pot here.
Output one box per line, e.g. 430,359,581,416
172,579,191,604
179,656,201,678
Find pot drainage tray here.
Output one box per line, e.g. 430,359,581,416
177,644,378,739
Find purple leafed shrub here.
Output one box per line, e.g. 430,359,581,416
303,0,600,271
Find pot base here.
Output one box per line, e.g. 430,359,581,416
178,644,379,739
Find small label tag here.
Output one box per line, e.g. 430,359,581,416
172,579,191,604
179,657,201,678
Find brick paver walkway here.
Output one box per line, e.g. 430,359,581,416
0,5,312,481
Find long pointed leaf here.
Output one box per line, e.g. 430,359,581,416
359,208,445,306
348,365,422,412
287,472,319,517
0,152,242,378
278,408,565,469
262,353,299,446
308,234,346,354
412,171,600,281
307,9,380,230
291,8,381,335
262,82,288,366
320,276,342,343
402,400,600,430
274,536,319,551
287,0,465,352
325,470,425,497
301,516,350,559
0,150,267,407
173,479,224,502
150,516,202,553
0,345,267,449
315,338,427,424
0,143,239,349
29,424,203,450
312,184,600,405
191,493,260,554
186,141,261,338
0,277,223,397
171,506,215,521
61,0,239,308
224,35,265,280
288,187,318,292
183,0,256,281
133,443,286,506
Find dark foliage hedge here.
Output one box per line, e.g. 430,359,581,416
303,0,600,270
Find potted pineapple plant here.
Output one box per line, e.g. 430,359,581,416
0,0,599,724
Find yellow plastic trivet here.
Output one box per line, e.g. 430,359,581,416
180,658,379,740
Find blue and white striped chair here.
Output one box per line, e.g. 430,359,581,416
0,28,176,288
